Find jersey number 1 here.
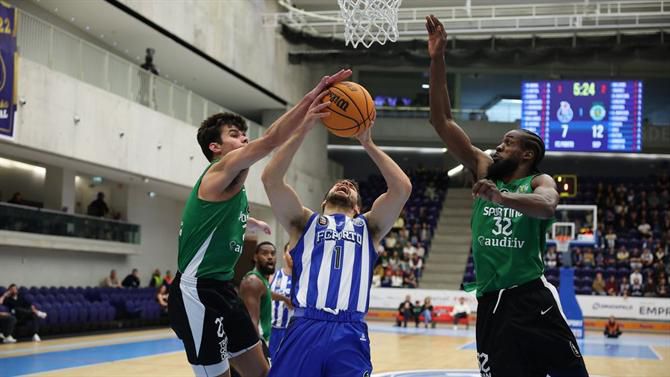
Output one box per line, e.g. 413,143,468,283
333,246,343,270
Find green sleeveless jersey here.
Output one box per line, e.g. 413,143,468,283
245,269,272,342
470,175,552,296
177,161,249,281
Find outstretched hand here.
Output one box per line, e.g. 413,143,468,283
425,15,447,59
355,123,373,146
306,69,352,102
298,90,331,133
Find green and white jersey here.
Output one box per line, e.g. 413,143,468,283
177,161,249,281
470,174,553,296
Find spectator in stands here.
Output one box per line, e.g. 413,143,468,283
643,276,656,297
410,254,423,280
626,189,635,205
605,276,617,296
7,192,23,205
658,171,670,191
416,242,426,259
156,284,169,316
397,296,414,328
399,256,410,273
544,246,557,268
630,248,643,271
379,250,390,268
163,270,173,288
658,189,669,209
451,297,470,330
604,316,622,338
421,297,434,329
592,272,606,296
122,268,140,288
605,225,616,249
149,268,162,287
618,277,631,296
648,191,660,209
655,246,667,266
630,277,644,297
384,232,398,251
389,251,400,270
582,248,595,268
419,223,431,243
103,269,121,288
657,277,669,297
87,192,109,217
381,268,393,288
572,248,583,267
629,268,643,287
372,264,384,288
616,246,630,268
412,300,422,328
595,250,605,267
404,271,418,288
403,241,417,259
641,248,654,268
392,211,405,231
0,312,17,343
615,218,628,235
638,217,653,238
614,199,627,217
391,271,404,288
0,284,46,342
424,184,437,201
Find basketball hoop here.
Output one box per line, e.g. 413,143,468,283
337,0,401,48
555,235,571,254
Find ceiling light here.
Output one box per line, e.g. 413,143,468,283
448,165,464,177
85,25,90,30
421,84,429,89
143,177,150,183
147,191,156,198
70,17,75,22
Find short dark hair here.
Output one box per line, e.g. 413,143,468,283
8,283,16,289
255,241,276,254
518,129,545,172
321,179,363,212
198,112,248,162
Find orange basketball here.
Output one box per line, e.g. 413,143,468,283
321,81,376,138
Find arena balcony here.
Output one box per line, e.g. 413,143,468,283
0,202,140,255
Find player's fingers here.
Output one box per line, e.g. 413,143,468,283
425,16,434,33
313,111,331,119
472,181,483,197
311,90,330,107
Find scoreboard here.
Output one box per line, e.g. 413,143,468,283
521,80,643,152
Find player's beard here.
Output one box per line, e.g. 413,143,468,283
486,156,520,181
258,263,275,276
326,191,354,210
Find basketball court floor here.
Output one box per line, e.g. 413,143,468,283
0,322,667,377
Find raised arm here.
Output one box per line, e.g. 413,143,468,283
425,15,491,176
359,127,412,245
200,69,352,198
261,93,331,237
472,174,559,219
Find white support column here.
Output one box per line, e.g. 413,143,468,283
43,166,75,213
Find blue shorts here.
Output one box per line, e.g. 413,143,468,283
269,327,287,361
269,309,372,377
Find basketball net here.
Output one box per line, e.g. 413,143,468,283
555,235,571,254
337,0,401,48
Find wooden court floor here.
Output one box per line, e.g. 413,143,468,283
0,324,668,377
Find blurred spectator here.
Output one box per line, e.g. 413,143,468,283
424,184,437,201
379,250,389,268
372,264,384,288
643,276,657,297
138,48,159,108
399,256,410,273
592,272,606,296
416,242,426,259
657,277,669,297
641,248,654,268
412,300,422,328
604,316,622,338
410,254,423,280
572,248,583,267
87,192,109,218
545,247,558,268
7,192,23,205
397,296,414,328
618,277,630,296
605,276,617,296
630,277,643,297
403,242,417,259
156,285,169,316
384,232,398,251
638,217,652,238
616,247,629,268
381,268,393,287
655,247,667,266
629,249,643,270
392,212,405,231
391,271,403,288
582,248,595,267
629,268,643,286
122,268,141,288
103,269,121,288
404,271,418,288
421,297,434,329
0,312,17,343
595,251,605,267
451,297,470,330
648,191,660,209
163,270,174,288
419,223,431,243
149,269,163,287
389,252,400,270
659,189,669,208
0,284,46,342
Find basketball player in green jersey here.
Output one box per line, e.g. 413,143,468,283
240,241,276,344
168,69,351,377
426,15,588,377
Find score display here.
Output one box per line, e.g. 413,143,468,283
521,80,643,152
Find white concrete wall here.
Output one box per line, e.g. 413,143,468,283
117,0,315,103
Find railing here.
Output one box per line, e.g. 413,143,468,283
267,0,670,37
376,106,487,121
0,203,140,244
16,10,262,139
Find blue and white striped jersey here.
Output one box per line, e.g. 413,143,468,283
270,268,293,328
291,213,377,314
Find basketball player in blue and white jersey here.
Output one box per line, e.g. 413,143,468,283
261,103,412,376
268,243,293,361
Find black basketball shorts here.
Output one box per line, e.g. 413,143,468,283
476,277,589,377
169,272,260,377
